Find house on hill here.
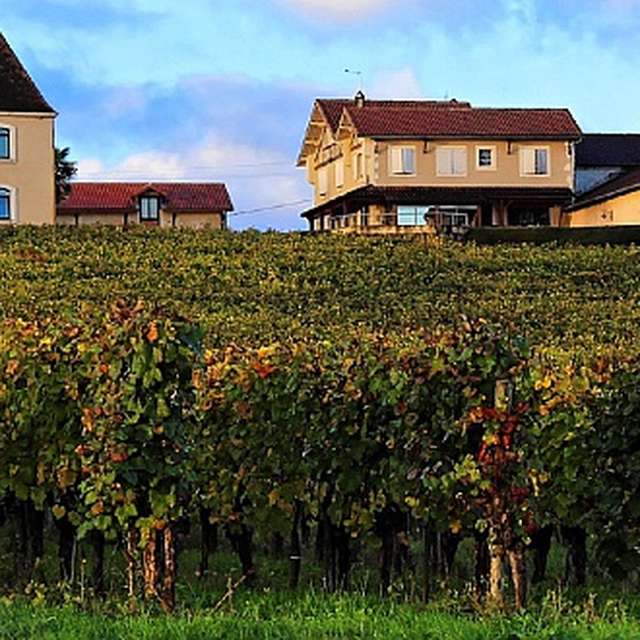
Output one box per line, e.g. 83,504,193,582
575,134,640,195
564,135,640,227
297,92,582,233
57,182,233,229
0,33,56,225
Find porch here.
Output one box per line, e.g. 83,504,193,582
303,185,572,235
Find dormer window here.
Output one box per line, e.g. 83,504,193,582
0,127,11,160
139,195,160,222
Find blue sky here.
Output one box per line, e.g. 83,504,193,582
4,0,640,229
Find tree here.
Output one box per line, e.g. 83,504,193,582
55,147,78,204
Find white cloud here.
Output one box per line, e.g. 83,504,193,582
279,0,391,20
370,67,423,99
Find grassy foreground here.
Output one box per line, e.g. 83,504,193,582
0,594,639,640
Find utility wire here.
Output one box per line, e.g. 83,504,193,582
76,172,297,181
229,199,312,217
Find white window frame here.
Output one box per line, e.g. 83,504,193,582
520,146,551,177
335,157,344,189
436,146,468,177
476,145,497,171
0,185,17,222
389,145,417,176
0,124,16,163
318,167,328,196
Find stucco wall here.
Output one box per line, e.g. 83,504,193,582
0,113,55,225
374,139,573,189
564,190,640,227
57,210,225,229
307,132,574,208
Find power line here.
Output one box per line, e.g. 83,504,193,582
229,199,312,217
78,160,293,175
77,172,297,181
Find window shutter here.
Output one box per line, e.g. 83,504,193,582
522,149,536,175
318,168,328,195
453,149,466,175
391,147,403,174
335,158,344,187
436,148,451,175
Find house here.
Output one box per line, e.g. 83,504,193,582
57,182,233,229
561,134,640,227
0,33,56,225
297,93,582,233
564,168,640,227
574,134,640,195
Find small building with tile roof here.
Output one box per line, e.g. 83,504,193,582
298,93,581,234
57,182,233,229
0,33,57,225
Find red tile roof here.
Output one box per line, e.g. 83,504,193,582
317,98,471,133
0,33,55,114
343,103,581,140
58,182,234,212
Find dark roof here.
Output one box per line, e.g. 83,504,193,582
0,33,55,114
566,168,640,212
576,134,640,167
58,183,234,213
302,185,573,218
343,103,581,140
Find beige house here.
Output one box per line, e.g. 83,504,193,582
564,168,640,227
0,33,56,225
57,182,233,229
298,93,582,233
565,135,640,227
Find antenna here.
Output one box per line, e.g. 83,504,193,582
345,68,364,93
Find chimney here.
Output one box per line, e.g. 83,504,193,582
354,91,366,109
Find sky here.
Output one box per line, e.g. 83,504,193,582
3,0,640,230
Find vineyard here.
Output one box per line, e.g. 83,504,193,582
1,227,640,627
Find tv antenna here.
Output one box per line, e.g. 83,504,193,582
345,69,364,93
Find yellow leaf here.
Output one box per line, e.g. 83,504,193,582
52,505,66,520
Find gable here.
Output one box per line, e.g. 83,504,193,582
0,33,55,114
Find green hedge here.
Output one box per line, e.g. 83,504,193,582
466,225,640,246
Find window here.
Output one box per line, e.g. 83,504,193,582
0,128,10,160
139,196,160,222
436,147,467,176
397,206,428,226
426,205,475,228
390,146,416,175
476,146,496,170
335,158,344,188
521,147,550,176
0,188,11,221
318,167,328,196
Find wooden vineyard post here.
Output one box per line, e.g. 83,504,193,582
161,525,177,613
486,379,512,612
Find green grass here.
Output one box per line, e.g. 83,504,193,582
0,593,639,640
